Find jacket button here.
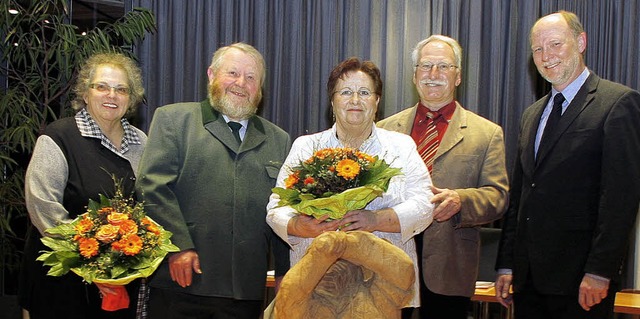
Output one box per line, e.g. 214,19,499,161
531,183,536,188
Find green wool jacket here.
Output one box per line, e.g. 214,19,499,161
137,100,291,300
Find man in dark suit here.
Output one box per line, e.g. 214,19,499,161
137,43,291,318
495,11,640,319
378,35,509,319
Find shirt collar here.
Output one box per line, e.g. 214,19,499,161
552,67,590,106
417,100,456,123
75,108,142,154
222,114,249,128
330,123,378,151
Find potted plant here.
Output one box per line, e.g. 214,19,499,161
0,0,156,312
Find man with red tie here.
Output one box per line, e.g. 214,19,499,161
378,35,509,319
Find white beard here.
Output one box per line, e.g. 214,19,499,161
208,82,260,120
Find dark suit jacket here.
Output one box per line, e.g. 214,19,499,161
496,72,640,295
137,100,291,300
378,102,509,296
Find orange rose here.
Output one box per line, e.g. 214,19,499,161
95,224,120,243
78,237,99,258
118,219,138,235
107,212,129,225
336,159,360,180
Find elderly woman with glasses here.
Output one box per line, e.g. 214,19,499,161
20,52,146,319
267,57,434,311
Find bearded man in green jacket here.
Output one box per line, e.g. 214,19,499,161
137,42,291,319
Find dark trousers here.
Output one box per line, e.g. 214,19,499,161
513,277,617,319
148,287,262,319
419,285,470,319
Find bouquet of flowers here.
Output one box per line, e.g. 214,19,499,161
272,147,402,219
37,182,179,311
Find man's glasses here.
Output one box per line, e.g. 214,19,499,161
89,83,130,96
416,62,458,72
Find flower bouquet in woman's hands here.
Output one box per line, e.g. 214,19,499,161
37,181,179,311
272,147,402,220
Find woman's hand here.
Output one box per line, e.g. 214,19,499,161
338,208,400,233
288,214,341,238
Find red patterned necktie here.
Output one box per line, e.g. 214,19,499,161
416,111,439,173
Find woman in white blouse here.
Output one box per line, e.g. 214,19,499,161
266,57,434,309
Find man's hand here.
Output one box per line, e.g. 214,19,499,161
431,186,461,222
169,249,202,288
495,274,513,308
579,274,609,311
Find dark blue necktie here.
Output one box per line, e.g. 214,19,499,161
228,121,242,146
541,93,565,143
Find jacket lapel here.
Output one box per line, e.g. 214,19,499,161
201,100,258,153
521,97,547,173
436,103,465,159
535,74,598,166
241,117,267,152
380,104,418,135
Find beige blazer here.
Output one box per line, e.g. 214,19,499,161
377,102,509,296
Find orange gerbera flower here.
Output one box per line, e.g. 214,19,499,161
336,159,360,180
75,216,93,234
78,237,99,258
285,171,300,189
142,217,161,235
113,234,143,256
